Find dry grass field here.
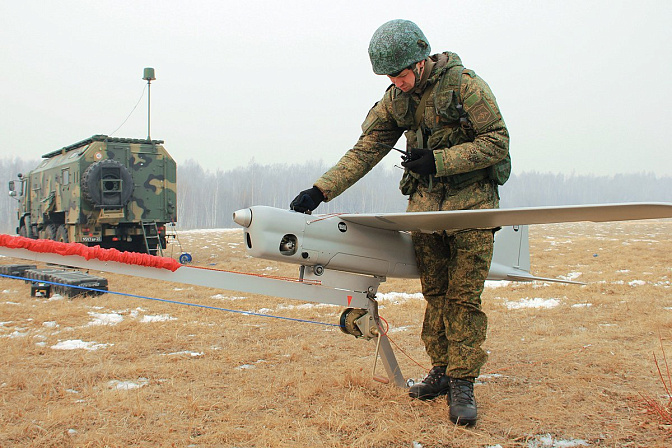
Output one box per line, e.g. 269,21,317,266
1,220,671,447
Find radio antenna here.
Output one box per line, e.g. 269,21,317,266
142,67,156,140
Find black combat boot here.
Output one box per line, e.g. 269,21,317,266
409,366,451,400
447,377,477,426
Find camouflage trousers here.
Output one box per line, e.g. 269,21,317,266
405,178,498,379
412,229,494,379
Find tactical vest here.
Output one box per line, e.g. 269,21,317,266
392,55,511,194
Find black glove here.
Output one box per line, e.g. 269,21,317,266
401,148,437,175
290,186,324,213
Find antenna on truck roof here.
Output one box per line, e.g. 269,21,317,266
142,67,156,140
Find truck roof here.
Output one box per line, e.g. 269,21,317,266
42,135,165,159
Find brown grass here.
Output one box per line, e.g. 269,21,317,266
1,221,671,447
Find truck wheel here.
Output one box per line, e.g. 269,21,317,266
56,225,69,243
82,159,134,208
45,224,58,240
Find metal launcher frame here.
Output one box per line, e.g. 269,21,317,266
0,243,408,388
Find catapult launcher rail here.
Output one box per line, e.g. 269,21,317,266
0,234,407,387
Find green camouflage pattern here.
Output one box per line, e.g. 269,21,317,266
15,135,177,252
409,178,498,377
315,52,509,199
313,51,509,378
368,19,431,75
413,228,493,378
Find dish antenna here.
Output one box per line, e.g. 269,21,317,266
142,67,156,140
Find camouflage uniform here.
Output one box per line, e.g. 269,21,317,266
314,52,509,379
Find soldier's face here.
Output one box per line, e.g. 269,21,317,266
388,69,416,92
387,60,424,92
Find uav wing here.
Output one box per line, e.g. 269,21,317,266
338,202,672,232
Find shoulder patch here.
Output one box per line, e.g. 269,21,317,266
466,97,499,130
361,105,381,135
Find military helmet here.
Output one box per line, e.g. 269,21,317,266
368,19,431,75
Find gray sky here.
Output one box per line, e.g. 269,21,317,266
1,0,670,176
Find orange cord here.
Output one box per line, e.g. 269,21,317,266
378,315,430,372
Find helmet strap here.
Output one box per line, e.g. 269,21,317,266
413,58,433,90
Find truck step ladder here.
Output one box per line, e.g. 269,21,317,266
141,221,163,256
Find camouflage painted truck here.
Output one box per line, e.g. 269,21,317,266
8,135,177,254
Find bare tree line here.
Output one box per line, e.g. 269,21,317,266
1,156,670,233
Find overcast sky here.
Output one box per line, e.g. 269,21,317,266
1,0,670,176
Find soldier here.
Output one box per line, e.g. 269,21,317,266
290,19,510,426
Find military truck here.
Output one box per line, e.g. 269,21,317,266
8,135,177,254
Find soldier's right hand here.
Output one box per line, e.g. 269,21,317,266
290,186,324,214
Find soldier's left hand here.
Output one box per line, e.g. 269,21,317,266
401,148,437,175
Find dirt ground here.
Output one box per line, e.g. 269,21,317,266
0,220,671,447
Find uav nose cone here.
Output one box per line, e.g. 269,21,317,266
232,208,252,228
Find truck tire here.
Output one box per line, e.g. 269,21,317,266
56,225,69,243
82,159,134,208
45,224,58,240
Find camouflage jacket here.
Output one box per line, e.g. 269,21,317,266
314,52,509,208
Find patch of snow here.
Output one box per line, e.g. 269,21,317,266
377,291,424,302
236,359,265,370
485,280,514,289
503,297,561,310
140,314,177,323
51,339,112,351
108,378,149,390
43,321,58,328
3,330,28,338
628,280,646,286
87,312,123,326
559,272,582,281
478,373,504,380
163,351,204,357
48,294,64,301
527,434,588,447
571,303,592,308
